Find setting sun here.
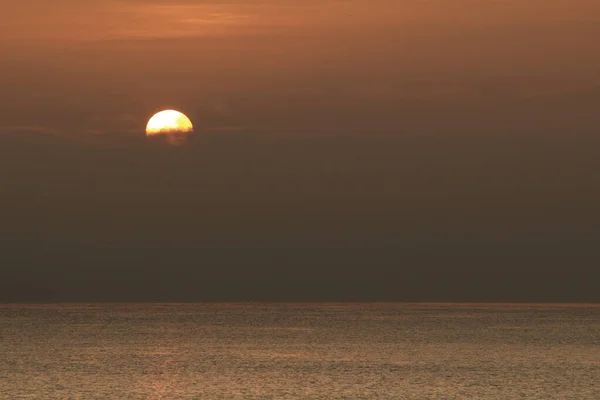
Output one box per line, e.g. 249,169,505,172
146,109,193,144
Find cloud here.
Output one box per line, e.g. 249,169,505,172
0,125,147,148
202,125,248,134
5,0,600,44
0,0,408,43
0,125,78,139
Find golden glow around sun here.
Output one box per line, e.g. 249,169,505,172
146,110,193,145
146,110,193,135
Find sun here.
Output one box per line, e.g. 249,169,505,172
146,109,194,145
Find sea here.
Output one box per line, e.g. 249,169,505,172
1,303,598,399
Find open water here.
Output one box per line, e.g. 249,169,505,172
1,303,598,399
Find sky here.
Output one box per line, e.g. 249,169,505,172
1,0,599,301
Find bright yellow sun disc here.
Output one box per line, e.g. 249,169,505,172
146,110,193,135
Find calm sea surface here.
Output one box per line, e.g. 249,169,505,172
1,303,598,399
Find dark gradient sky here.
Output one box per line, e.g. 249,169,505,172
1,1,599,301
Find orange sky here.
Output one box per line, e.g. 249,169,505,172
3,1,599,42
1,1,600,302
1,0,599,136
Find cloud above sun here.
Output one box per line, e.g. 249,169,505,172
3,0,598,45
